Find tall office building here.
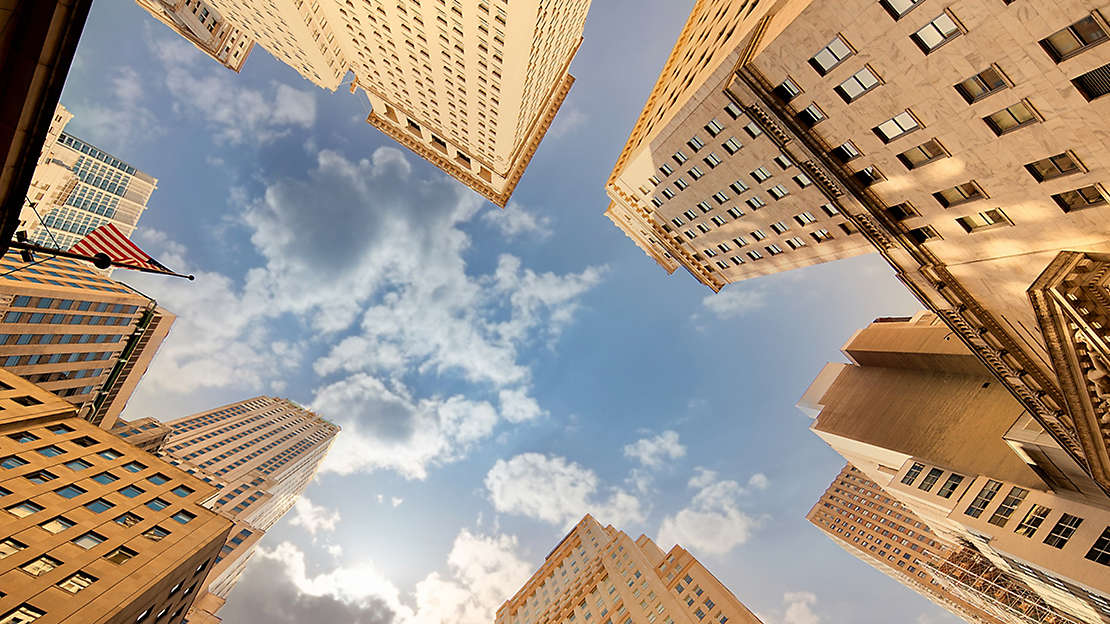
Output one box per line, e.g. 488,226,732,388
135,0,254,72
19,109,157,250
799,313,1110,624
808,462,1066,624
159,396,339,622
140,0,591,207
0,251,174,430
0,369,232,624
608,0,1110,493
497,514,763,624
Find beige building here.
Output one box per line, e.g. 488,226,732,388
497,514,762,624
0,369,232,624
19,108,157,251
809,462,1072,624
145,0,591,206
609,0,1110,494
801,313,1110,623
0,251,174,430
159,396,339,622
135,0,254,71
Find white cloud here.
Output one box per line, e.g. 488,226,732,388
622,430,686,468
68,66,163,148
781,592,820,624
657,470,767,557
748,473,770,490
289,497,341,535
146,29,316,145
237,528,531,624
481,201,553,239
122,147,604,480
701,285,769,320
548,105,587,139
391,497,403,508
485,453,645,529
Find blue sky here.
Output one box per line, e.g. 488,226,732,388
60,1,960,623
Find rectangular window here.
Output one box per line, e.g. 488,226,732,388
662,188,676,200
917,468,943,491
674,178,689,191
911,12,963,54
747,250,763,260
933,181,984,207
901,462,925,485
768,184,790,200
730,179,749,194
72,531,107,549
697,224,710,233
770,221,790,235
1053,184,1106,212
683,210,697,221
811,229,833,242
673,151,688,165
58,571,98,593
987,487,1028,527
710,216,727,226
746,197,766,211
660,164,674,177
897,139,947,169
765,244,784,256
854,166,884,187
704,119,725,136
172,510,197,524
21,555,61,576
1072,62,1110,100
7,501,44,517
822,204,839,217
1026,152,1083,182
798,103,825,127
0,538,26,558
793,173,813,188
85,498,115,513
724,102,743,119
702,248,717,258
830,141,861,163
785,237,806,250
983,100,1039,135
40,515,75,533
880,0,924,19
751,229,767,241
688,166,705,180
873,111,920,143
696,201,712,213
937,474,964,498
722,137,742,154
954,66,1008,103
1041,14,1108,62
726,207,744,219
886,202,919,221
104,546,138,565
810,35,854,75
751,167,772,183
964,480,1002,518
687,136,705,152
835,66,881,102
794,212,817,226
1014,505,1052,538
907,226,940,243
956,209,1010,233
743,122,762,139
704,153,722,168
774,154,792,170
54,484,86,499
712,192,729,204
773,78,802,102
1043,513,1083,548
729,255,745,265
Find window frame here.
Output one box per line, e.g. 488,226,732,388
809,35,855,76
983,99,1041,136
1040,13,1109,63
873,110,921,144
911,10,965,55
954,65,1010,104
1025,151,1085,182
834,65,883,103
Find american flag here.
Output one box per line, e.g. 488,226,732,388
70,224,173,274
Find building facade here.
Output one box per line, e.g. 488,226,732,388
158,396,339,622
609,0,1110,493
808,462,1070,624
135,0,254,71
142,0,591,206
497,514,762,624
0,370,232,624
0,252,174,430
800,313,1110,624
20,119,157,251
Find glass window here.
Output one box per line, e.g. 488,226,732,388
172,510,197,524
954,67,1008,103
1014,505,1053,538
1025,152,1081,182
983,101,1038,135
146,497,169,511
147,473,170,485
897,139,947,169
115,512,143,527
1044,514,1084,548
8,432,39,443
103,546,138,565
964,480,1002,518
835,66,881,102
97,449,122,460
72,531,106,549
880,0,924,19
933,181,984,207
917,468,943,491
901,463,925,485
988,487,1028,527
21,555,61,576
84,498,115,513
92,471,118,485
937,474,964,498
6,501,44,517
873,111,920,143
64,459,93,471
54,484,86,499
35,445,64,457
58,571,98,594
810,35,854,75
1053,185,1106,212
912,12,962,53
1041,15,1108,62
1,455,29,469
118,485,145,498
40,516,76,534
122,461,146,473
0,538,27,558
143,525,171,541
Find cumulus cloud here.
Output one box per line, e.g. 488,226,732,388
657,470,767,556
228,529,530,624
623,430,686,468
289,497,341,535
781,592,820,624
481,202,553,239
547,105,587,139
485,453,645,529
123,147,604,479
68,66,163,148
701,285,770,320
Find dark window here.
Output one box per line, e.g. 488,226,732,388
933,181,985,207
773,78,802,102
987,487,1028,527
983,101,1039,135
1026,152,1082,182
954,66,1008,103
918,468,943,491
897,139,947,169
964,480,1002,518
1072,62,1110,100
1053,185,1106,212
1044,514,1084,548
1041,15,1108,62
907,226,940,244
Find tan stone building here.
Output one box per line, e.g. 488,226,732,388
143,0,591,206
497,514,762,624
135,0,254,72
0,252,174,430
800,313,1110,623
609,0,1110,494
19,108,157,251
0,369,231,624
809,462,1072,624
158,396,339,622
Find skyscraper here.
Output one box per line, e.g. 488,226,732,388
140,0,592,206
800,313,1110,624
0,251,174,430
497,514,763,624
158,396,339,622
20,111,157,250
607,0,1110,493
0,369,232,624
134,0,255,72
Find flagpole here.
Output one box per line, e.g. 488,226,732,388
7,240,195,280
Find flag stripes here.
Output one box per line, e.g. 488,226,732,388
71,224,167,272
